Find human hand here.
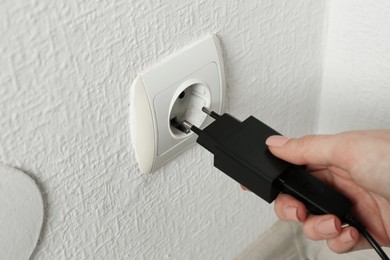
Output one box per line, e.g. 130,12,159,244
266,130,390,253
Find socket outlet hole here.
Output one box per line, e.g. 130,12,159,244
169,83,211,138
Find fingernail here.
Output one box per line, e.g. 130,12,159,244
240,185,248,191
316,218,338,235
340,229,354,243
283,206,299,222
266,136,289,147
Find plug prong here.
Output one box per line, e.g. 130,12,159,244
202,107,212,115
170,117,191,134
202,107,220,119
183,120,202,135
182,120,193,129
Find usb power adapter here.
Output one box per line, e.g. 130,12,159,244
180,108,389,260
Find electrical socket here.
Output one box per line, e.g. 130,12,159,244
130,35,225,173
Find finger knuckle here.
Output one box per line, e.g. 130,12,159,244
297,135,317,163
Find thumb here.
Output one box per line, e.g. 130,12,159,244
265,134,343,166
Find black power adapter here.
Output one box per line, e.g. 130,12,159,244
180,108,389,260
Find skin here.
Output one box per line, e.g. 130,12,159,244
243,130,390,254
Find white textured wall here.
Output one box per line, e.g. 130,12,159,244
0,0,326,259
318,0,390,133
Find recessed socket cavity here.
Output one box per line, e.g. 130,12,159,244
169,81,211,137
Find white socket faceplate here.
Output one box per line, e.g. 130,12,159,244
130,35,225,173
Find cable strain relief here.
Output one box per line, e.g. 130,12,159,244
345,213,365,233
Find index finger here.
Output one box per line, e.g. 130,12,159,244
266,134,354,170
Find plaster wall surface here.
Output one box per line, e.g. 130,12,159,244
0,0,326,259
318,0,390,133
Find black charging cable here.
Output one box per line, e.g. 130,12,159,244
179,108,389,260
